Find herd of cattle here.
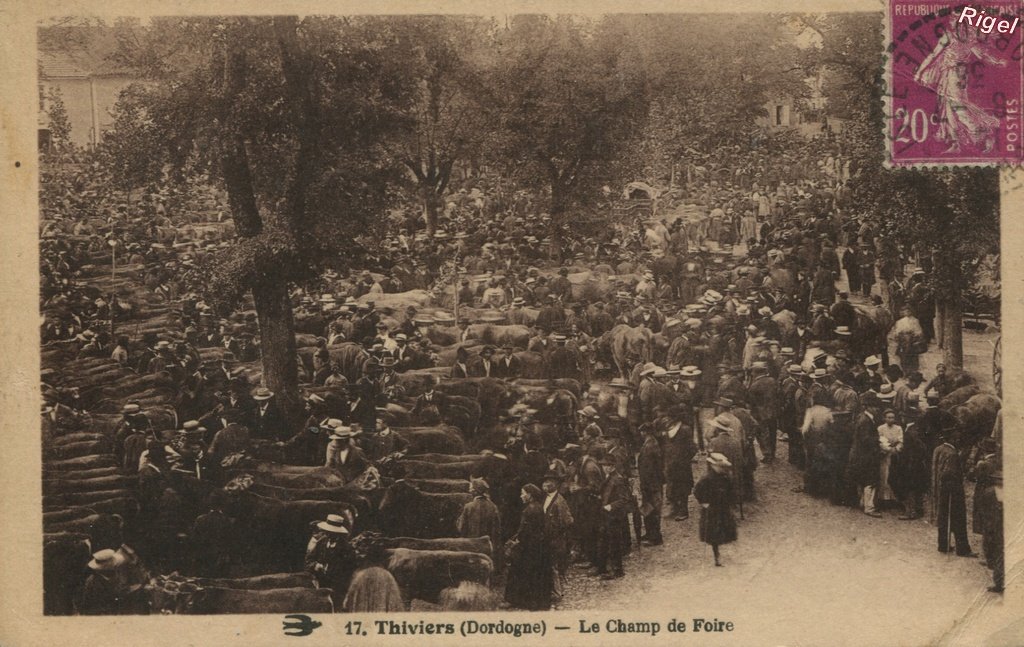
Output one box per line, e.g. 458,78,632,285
41,249,647,614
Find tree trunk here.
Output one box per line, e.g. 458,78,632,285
940,294,963,371
935,301,945,350
252,276,301,425
421,187,441,235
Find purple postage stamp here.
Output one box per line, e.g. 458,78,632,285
886,0,1024,166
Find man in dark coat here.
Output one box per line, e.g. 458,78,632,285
190,491,234,577
848,403,881,517
637,424,665,545
541,470,574,599
595,456,630,579
747,361,779,463
573,444,605,568
662,418,696,521
494,344,522,379
535,294,566,333
457,478,503,573
977,471,1004,593
547,335,580,380
304,516,358,597
931,431,975,557
323,421,370,484
250,387,287,441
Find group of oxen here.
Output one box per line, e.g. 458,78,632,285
42,270,617,614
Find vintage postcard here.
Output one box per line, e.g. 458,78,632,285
0,0,1020,646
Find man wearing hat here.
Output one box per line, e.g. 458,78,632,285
572,444,606,568
304,514,357,596
323,420,369,484
931,428,975,557
469,345,497,378
392,333,414,372
494,344,521,380
747,361,779,464
535,293,567,333
976,468,1004,593
661,415,696,521
707,414,744,501
848,392,883,517
595,452,630,580
542,468,574,597
457,478,503,573
547,334,580,381
250,386,285,441
77,548,148,615
360,420,408,462
577,406,603,449
637,423,665,545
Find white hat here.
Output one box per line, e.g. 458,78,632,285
639,362,660,377
864,355,881,367
88,549,126,571
316,514,349,534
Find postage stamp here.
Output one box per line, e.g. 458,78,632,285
886,0,1024,166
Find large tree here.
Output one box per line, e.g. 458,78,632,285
381,16,496,234
113,16,416,419
484,16,650,258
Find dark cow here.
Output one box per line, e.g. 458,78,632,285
46,455,116,472
242,480,375,522
44,506,96,526
43,475,137,496
44,512,125,551
377,480,471,538
47,440,113,461
154,584,334,614
363,534,492,560
392,427,466,454
45,488,129,508
170,572,316,590
42,466,121,481
404,478,472,493
44,532,92,615
386,548,493,603
223,490,358,571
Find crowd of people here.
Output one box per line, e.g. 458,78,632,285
41,129,1004,616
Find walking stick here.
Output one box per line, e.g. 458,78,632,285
946,489,953,559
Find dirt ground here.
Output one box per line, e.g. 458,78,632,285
560,319,1012,646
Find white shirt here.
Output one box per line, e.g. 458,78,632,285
544,491,557,512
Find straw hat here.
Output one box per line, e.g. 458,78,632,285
252,387,274,401
706,452,733,469
88,549,126,571
317,514,350,534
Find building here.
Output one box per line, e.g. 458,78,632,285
38,43,138,151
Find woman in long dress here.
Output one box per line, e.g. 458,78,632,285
504,484,553,610
694,452,738,567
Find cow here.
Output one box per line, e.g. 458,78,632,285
46,440,113,461
224,460,347,489
950,393,1001,450
386,548,493,603
41,464,121,481
154,584,334,614
403,478,473,493
49,432,108,446
169,572,317,590
44,507,97,526
43,475,137,496
46,455,116,472
601,324,653,380
377,480,472,538
396,367,452,395
44,512,125,551
940,384,981,410
242,480,375,522
365,535,492,561
44,532,92,615
390,426,466,455
222,490,358,571
45,488,129,508
512,378,583,399
464,324,532,348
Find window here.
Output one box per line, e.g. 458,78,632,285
38,84,45,112
775,105,784,126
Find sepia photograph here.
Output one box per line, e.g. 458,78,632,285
4,2,1018,645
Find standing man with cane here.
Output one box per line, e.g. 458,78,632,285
931,427,976,558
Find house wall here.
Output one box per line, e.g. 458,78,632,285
40,75,135,148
